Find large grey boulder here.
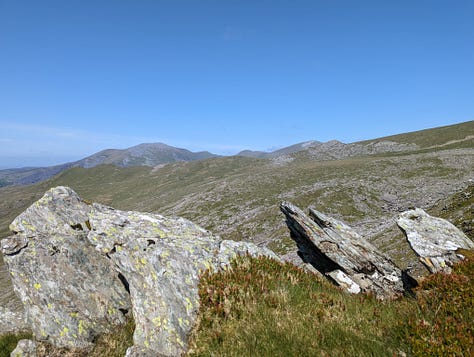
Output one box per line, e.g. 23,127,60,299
1,186,278,356
397,208,474,273
87,202,278,356
1,187,132,348
280,202,412,299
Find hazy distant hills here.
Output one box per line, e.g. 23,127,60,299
76,143,218,168
0,143,218,187
1,121,473,188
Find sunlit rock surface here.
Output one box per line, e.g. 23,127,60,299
1,186,278,356
397,208,474,273
1,187,131,348
280,202,413,299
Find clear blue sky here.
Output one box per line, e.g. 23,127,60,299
0,0,473,168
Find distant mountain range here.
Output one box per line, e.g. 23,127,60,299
0,143,218,187
1,120,473,187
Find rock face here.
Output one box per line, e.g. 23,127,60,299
0,306,27,334
1,187,132,348
397,208,474,273
280,202,412,299
1,186,278,356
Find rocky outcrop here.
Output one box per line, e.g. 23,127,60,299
1,187,132,348
1,186,278,356
397,208,474,273
280,202,413,299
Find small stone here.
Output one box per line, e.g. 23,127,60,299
10,339,37,357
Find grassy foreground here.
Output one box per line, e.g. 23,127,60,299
1,253,473,356
188,254,474,357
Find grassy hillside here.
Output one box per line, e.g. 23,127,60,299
359,120,474,148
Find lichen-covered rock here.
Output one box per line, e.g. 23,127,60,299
0,306,27,334
87,202,278,356
280,202,412,299
10,339,37,357
397,208,474,273
87,202,220,356
1,187,131,348
1,186,278,356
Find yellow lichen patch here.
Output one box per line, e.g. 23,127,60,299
176,335,184,347
140,257,147,265
70,312,78,317
185,297,193,313
78,320,86,335
41,330,47,337
34,283,41,290
178,317,188,328
60,327,69,337
144,340,150,348
21,219,36,231
152,316,162,327
47,303,53,309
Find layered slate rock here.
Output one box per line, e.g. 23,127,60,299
1,187,131,348
2,186,278,356
280,202,409,299
397,208,474,273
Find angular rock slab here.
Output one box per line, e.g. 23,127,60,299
1,187,131,348
280,202,408,300
87,203,279,357
397,208,474,273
